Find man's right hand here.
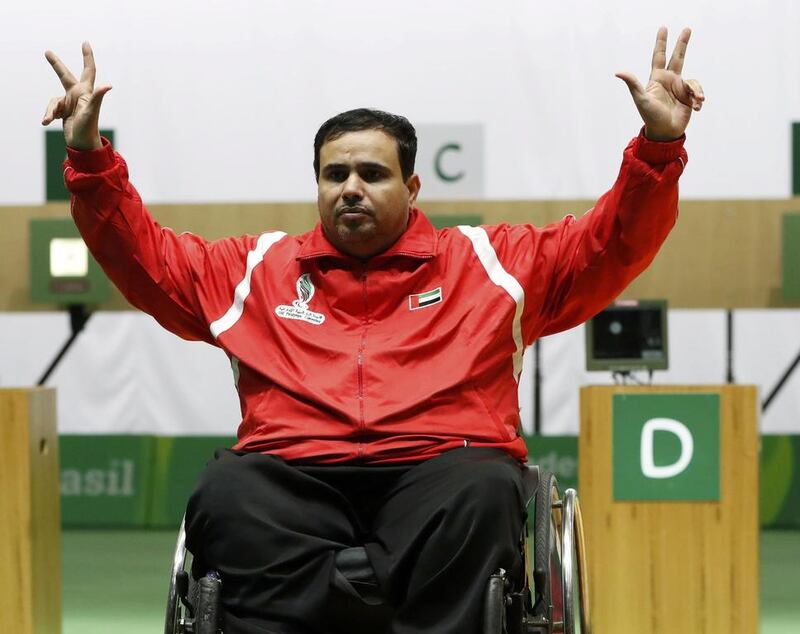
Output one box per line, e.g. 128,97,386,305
42,42,111,151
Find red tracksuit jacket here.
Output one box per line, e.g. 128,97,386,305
65,132,686,464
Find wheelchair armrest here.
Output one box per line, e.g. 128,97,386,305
521,463,540,508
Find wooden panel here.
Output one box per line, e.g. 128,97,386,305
2,197,799,310
578,385,758,634
0,388,61,634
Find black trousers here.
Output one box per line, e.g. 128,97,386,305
185,447,526,634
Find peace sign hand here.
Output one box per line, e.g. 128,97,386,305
42,42,111,151
616,27,704,142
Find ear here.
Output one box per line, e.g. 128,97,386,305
406,174,421,206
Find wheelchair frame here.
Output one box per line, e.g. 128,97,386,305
164,468,590,634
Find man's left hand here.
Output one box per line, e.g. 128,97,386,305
616,27,704,142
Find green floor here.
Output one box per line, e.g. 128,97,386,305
62,529,800,633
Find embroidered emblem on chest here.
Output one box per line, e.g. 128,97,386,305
275,274,326,325
408,287,443,311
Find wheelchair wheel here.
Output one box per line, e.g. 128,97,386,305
531,471,563,627
165,517,189,634
528,474,591,634
165,516,224,634
561,489,590,634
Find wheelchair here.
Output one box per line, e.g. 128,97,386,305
164,466,590,634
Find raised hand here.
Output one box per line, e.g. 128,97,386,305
42,42,111,151
616,27,704,142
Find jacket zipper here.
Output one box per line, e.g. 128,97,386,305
357,267,369,457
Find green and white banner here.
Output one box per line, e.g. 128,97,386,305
525,435,578,493
60,435,151,526
58,433,800,528
59,435,234,528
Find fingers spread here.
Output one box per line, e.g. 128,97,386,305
651,26,668,72
615,72,645,100
89,85,113,109
667,27,692,74
45,50,79,90
80,41,97,86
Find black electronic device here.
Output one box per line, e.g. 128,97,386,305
585,299,668,372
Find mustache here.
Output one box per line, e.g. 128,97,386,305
336,204,373,216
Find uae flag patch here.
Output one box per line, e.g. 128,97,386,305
408,287,443,310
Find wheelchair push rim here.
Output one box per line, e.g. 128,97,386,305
165,516,188,634
559,488,591,634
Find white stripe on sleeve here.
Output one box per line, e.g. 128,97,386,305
209,231,287,338
457,225,526,382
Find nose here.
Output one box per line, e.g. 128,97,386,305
342,172,364,203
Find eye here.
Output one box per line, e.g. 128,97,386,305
361,168,385,182
325,167,348,182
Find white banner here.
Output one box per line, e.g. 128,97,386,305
4,0,799,204
1,310,797,435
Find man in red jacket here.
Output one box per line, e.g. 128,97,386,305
44,27,703,634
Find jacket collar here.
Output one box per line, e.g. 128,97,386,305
296,207,438,261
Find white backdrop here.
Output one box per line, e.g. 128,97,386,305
2,0,799,203
2,310,798,435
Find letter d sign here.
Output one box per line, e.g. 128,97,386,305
640,418,694,479
613,393,720,501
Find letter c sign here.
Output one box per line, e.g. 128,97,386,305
640,417,694,479
434,143,465,182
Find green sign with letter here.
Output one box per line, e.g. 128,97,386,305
45,128,114,201
613,393,720,501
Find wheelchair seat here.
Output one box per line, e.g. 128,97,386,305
164,464,590,634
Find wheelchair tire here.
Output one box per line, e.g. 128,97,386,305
484,569,508,633
531,471,562,624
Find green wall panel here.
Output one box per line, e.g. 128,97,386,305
793,122,800,196
760,435,800,528
147,436,235,528
782,213,800,301
428,214,482,229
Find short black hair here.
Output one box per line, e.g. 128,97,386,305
313,108,417,181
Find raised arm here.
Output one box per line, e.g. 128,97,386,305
42,44,256,345
484,28,704,343
539,27,704,334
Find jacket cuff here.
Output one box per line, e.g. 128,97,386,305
633,128,686,165
65,136,116,173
